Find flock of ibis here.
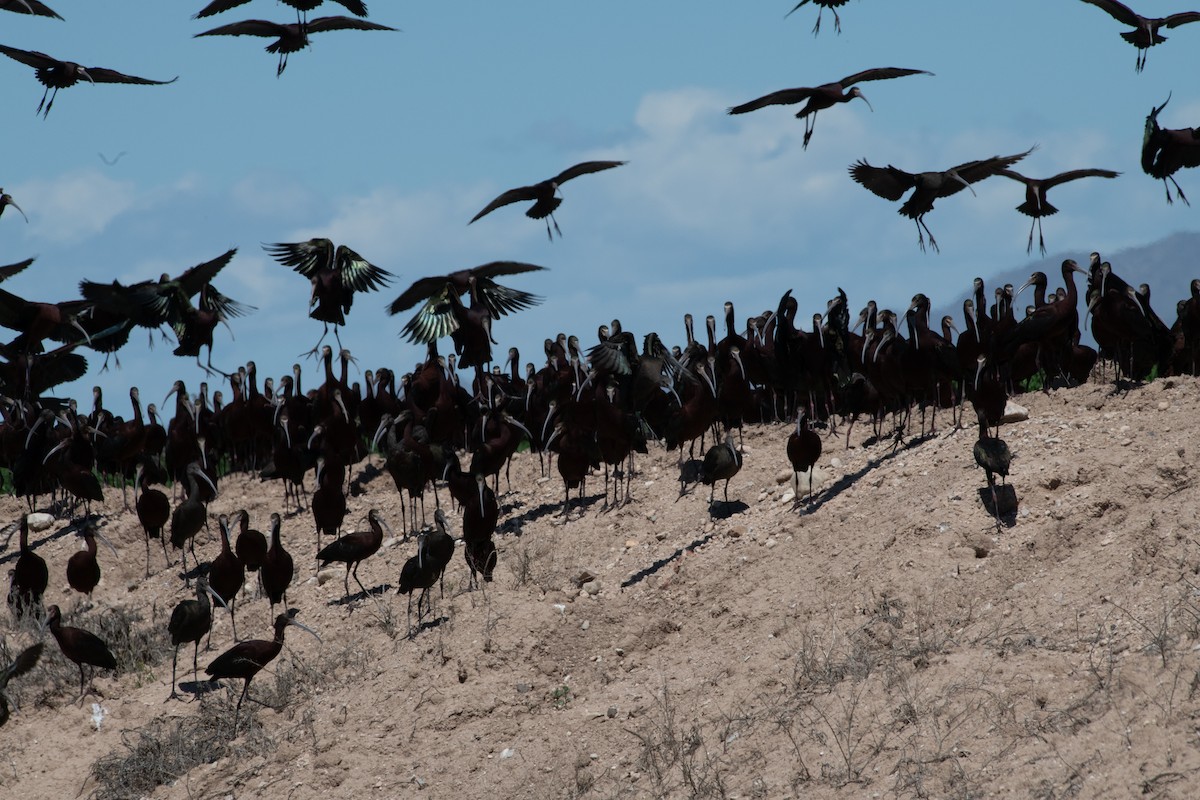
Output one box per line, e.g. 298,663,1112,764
1,2,1199,748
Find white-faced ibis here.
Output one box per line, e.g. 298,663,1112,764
0,188,28,223
0,44,175,118
849,148,1034,253
1079,0,1200,72
396,510,455,637
135,460,171,577
234,509,268,582
728,67,931,149
194,16,397,77
973,410,1012,531
261,512,294,620
0,0,62,19
170,461,219,580
0,640,44,728
263,238,394,355
65,521,117,602
387,262,546,345
210,514,245,642
44,604,117,703
997,168,1121,254
701,431,743,510
786,0,851,35
316,508,395,605
166,575,226,701
469,161,626,240
0,285,93,355
1142,95,1200,206
205,609,320,735
195,0,367,24
5,514,47,618
787,412,822,505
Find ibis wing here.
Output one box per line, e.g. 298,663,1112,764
469,185,540,223
551,160,626,185
263,238,333,279
0,257,34,283
176,248,239,299
201,284,256,321
1,1,62,19
192,0,251,19
1039,168,1121,190
0,286,31,331
1164,12,1200,29
1079,0,1141,27
194,19,288,38
996,168,1030,185
586,338,633,376
400,287,459,344
27,350,88,395
79,279,162,324
331,0,369,15
305,16,397,34
838,67,933,87
0,43,57,70
475,279,542,320
335,245,394,293
728,88,816,114
944,149,1035,196
848,160,916,201
387,276,452,315
84,67,177,86
470,261,547,281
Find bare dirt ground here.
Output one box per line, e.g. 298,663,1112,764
4,376,1200,799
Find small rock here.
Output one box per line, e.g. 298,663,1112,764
500,748,516,759
780,490,795,504
727,525,746,539
516,683,532,694
624,539,638,549
581,620,590,630
829,457,842,468
582,580,600,596
775,468,793,485
26,513,54,532
1158,401,1170,411
1001,401,1028,424
607,706,618,718
572,569,598,588
316,568,340,586
655,531,667,541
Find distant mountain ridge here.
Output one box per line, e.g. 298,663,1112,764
934,230,1200,331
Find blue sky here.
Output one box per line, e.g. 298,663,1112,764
1,1,1198,406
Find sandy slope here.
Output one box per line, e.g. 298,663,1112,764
3,377,1200,799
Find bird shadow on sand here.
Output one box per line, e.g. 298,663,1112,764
176,678,222,699
328,583,393,607
800,432,936,515
0,514,96,565
707,500,749,519
507,493,604,526
621,529,722,589
978,486,1019,529
406,615,449,638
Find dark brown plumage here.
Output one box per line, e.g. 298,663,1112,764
316,508,394,604
261,512,294,619
194,16,397,76
0,188,28,224
46,604,117,703
728,67,931,149
205,609,319,734
787,412,822,504
786,0,852,35
1079,0,1200,71
6,514,47,617
849,148,1034,253
1142,95,1200,206
166,576,223,700
0,44,175,118
469,161,626,240
263,238,394,353
997,168,1121,254
0,0,62,19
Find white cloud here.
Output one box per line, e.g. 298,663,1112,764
14,169,136,243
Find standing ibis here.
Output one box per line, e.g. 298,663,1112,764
166,576,226,701
0,641,44,728
205,609,320,735
45,604,117,703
